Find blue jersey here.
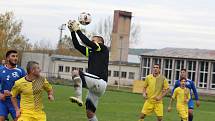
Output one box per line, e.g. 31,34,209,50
0,66,26,94
0,65,3,70
172,79,199,100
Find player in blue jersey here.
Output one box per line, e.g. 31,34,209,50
0,60,6,70
172,68,200,121
0,50,26,121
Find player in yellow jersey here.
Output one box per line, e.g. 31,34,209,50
139,64,169,121
10,61,54,121
168,79,191,121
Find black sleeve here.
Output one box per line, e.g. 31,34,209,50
71,31,87,55
76,30,100,51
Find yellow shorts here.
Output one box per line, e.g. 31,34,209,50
17,110,46,121
177,106,188,121
141,100,163,117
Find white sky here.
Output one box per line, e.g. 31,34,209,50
1,0,215,49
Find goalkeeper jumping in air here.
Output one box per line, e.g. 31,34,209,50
68,20,109,121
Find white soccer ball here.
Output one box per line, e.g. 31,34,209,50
78,12,92,25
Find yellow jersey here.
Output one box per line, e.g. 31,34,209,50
11,76,52,112
172,87,190,109
143,74,169,103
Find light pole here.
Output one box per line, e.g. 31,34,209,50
58,24,66,44
118,36,123,89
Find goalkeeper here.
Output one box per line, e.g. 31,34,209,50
68,20,109,121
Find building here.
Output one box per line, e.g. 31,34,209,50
140,47,215,94
110,10,132,62
21,52,140,86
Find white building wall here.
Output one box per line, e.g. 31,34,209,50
108,65,139,86
21,52,51,76
21,52,140,86
52,60,88,79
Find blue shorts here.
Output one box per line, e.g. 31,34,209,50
0,98,20,119
188,99,194,109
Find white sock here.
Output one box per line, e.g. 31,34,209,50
89,115,98,121
73,77,82,100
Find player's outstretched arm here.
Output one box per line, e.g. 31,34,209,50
76,30,100,51
11,96,20,118
191,81,200,107
43,79,54,101
142,87,147,99
168,98,174,112
10,82,21,118
70,31,88,56
68,20,88,56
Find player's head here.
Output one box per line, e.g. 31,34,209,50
180,68,187,79
152,64,160,74
1,59,6,65
180,79,186,88
92,36,104,44
6,50,18,67
26,61,41,77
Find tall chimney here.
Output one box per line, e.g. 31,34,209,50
110,10,132,62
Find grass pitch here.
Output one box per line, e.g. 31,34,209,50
41,85,215,121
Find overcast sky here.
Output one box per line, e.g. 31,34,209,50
1,0,215,49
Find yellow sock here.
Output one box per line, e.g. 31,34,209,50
139,119,144,121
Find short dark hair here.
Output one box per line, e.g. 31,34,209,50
180,77,186,81
26,61,39,74
6,50,18,58
93,36,104,44
181,68,187,72
153,63,161,68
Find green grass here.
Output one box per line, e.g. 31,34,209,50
39,85,215,121
7,85,214,121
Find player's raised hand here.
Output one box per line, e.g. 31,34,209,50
71,20,80,31
155,96,162,101
68,20,75,32
48,94,54,101
142,92,147,99
67,20,80,32
0,93,6,101
16,109,21,118
4,90,11,96
196,100,200,107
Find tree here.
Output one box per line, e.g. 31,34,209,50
92,16,113,46
0,12,31,59
92,16,142,47
56,35,73,55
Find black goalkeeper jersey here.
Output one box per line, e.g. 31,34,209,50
71,30,109,82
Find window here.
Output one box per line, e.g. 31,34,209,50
121,72,127,78
58,65,63,72
187,61,196,82
129,72,135,79
211,62,215,89
141,57,151,80
85,68,88,72
108,70,111,77
72,67,76,71
113,71,119,77
65,66,70,72
163,59,173,84
152,58,161,65
198,61,208,88
174,60,184,80
78,68,83,71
